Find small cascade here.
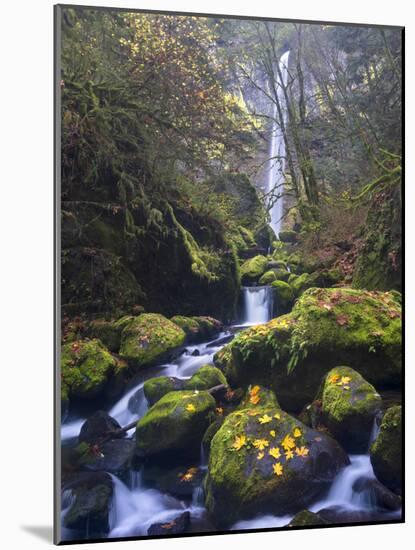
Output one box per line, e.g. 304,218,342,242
241,286,273,325
267,51,290,237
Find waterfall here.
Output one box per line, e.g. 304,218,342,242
267,51,290,237
241,286,273,325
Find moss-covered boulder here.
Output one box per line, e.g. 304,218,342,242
287,510,328,527
136,390,216,460
63,472,113,535
290,273,315,296
370,405,402,494
271,280,294,312
319,367,382,452
143,366,227,406
143,376,185,406
170,315,222,343
240,255,269,284
215,288,401,411
237,385,280,410
61,339,121,400
89,316,134,352
205,407,348,527
119,313,186,369
258,270,277,285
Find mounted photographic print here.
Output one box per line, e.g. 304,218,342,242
54,3,404,544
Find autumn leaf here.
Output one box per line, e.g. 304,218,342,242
274,413,281,420
250,394,261,405
285,449,294,460
281,434,295,451
253,438,269,451
337,376,351,386
295,446,309,457
269,447,281,459
257,451,265,460
328,374,340,384
250,385,260,396
293,427,302,438
186,404,196,412
273,462,283,476
180,467,198,482
270,430,276,437
258,414,272,424
232,434,247,451
247,409,262,416
161,520,176,529
215,407,224,415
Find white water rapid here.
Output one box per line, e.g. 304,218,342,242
241,286,273,325
267,51,290,238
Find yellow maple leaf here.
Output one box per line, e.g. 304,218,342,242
270,430,276,437
293,427,302,438
249,394,261,405
337,376,351,386
328,374,340,384
269,447,281,459
247,409,262,416
179,467,198,482
274,412,281,420
257,451,264,460
285,449,294,460
273,462,283,476
253,438,269,451
215,407,224,415
281,434,295,451
258,414,272,424
295,446,310,457
232,434,247,451
250,385,260,396
343,385,350,390
186,404,196,412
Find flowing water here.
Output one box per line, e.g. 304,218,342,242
240,286,273,326
267,51,290,238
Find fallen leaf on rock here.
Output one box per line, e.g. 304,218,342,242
253,439,269,451
269,447,281,459
295,446,309,457
258,414,272,424
293,428,302,438
273,462,283,476
186,404,196,412
281,434,295,451
232,435,247,451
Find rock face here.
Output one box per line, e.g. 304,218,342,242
319,367,382,453
79,411,121,444
61,339,121,400
63,472,113,535
76,439,135,473
136,390,216,460
240,255,269,284
119,313,186,368
215,288,401,411
271,280,294,312
143,366,227,406
205,407,348,527
370,405,402,494
352,477,401,511
147,511,191,536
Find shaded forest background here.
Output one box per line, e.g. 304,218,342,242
60,8,402,324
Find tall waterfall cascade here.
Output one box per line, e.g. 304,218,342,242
267,51,290,237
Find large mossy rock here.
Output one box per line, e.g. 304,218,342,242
89,316,134,352
136,390,216,460
144,366,227,406
271,280,294,312
258,270,277,285
240,255,269,284
170,315,222,343
119,313,186,368
205,407,348,527
63,472,113,535
319,367,382,453
278,230,298,243
370,405,402,494
61,339,121,400
215,288,401,411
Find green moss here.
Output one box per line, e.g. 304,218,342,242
278,230,298,243
143,376,183,406
205,407,347,527
320,366,382,452
119,313,186,368
185,365,227,390
89,316,134,352
136,390,216,459
290,273,314,296
370,405,402,494
215,288,401,411
61,339,119,399
237,385,280,410
170,315,200,339
271,280,294,311
240,255,269,283
258,270,277,285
